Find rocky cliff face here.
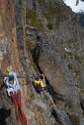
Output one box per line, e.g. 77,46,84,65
0,0,27,125
0,0,84,125
26,0,84,125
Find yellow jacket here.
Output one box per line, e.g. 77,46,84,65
34,79,45,87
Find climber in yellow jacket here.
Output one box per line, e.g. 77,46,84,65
33,73,46,96
34,78,45,88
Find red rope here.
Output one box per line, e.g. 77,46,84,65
10,91,27,125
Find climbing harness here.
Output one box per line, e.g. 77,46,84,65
4,71,27,125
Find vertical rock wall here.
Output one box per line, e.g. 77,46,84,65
0,0,27,125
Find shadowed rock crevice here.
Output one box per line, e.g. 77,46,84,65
0,108,11,125
32,44,41,69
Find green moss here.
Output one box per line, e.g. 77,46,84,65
68,38,77,43
64,52,72,59
65,38,77,49
26,9,36,19
64,50,82,65
64,53,67,59
36,0,70,29
0,51,3,61
47,23,53,30
26,39,35,51
38,0,69,27
75,55,80,61
26,9,43,30
6,65,12,73
75,84,80,88
66,51,73,59
44,7,68,28
68,64,73,70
